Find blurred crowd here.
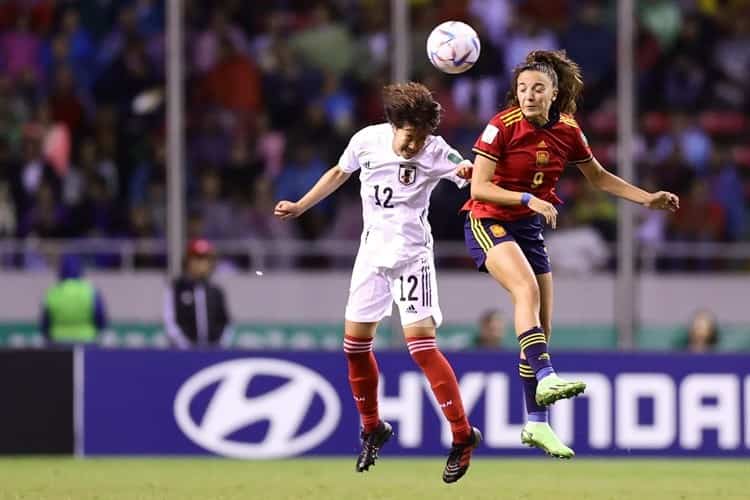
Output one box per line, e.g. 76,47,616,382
0,0,748,271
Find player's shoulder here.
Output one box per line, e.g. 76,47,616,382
424,133,450,153
557,112,590,145
558,113,582,129
488,106,524,129
476,107,521,147
351,122,391,143
422,134,461,165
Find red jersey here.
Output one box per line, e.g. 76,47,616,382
462,106,592,221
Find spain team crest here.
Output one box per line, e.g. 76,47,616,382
536,151,550,166
489,224,506,238
398,163,417,185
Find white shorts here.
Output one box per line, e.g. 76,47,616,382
344,250,443,328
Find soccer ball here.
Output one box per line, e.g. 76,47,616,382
426,21,481,74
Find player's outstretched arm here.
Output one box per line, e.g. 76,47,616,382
274,165,351,219
470,154,558,228
577,157,680,212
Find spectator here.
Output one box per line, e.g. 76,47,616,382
670,182,726,242
560,0,615,108
195,169,233,240
289,4,355,78
260,40,318,131
94,36,157,114
503,15,558,75
58,8,95,88
639,0,683,51
194,8,249,74
96,4,139,71
47,65,85,139
0,14,42,81
451,19,506,123
0,1,748,273
198,35,261,116
163,239,233,348
684,309,720,353
475,309,506,349
40,254,107,344
275,139,331,240
0,181,16,237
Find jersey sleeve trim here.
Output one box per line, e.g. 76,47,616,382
559,115,580,129
498,107,522,123
472,147,499,162
569,155,593,164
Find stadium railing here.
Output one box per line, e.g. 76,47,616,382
0,238,749,271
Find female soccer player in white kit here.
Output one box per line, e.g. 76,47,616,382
275,82,480,484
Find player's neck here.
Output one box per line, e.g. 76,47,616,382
525,113,549,127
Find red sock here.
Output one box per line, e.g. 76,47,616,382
406,337,471,443
344,335,380,433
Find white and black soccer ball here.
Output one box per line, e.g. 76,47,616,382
426,21,481,74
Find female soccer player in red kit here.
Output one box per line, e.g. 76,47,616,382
463,50,679,458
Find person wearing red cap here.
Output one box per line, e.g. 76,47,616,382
162,239,233,348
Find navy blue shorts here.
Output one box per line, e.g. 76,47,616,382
464,213,551,275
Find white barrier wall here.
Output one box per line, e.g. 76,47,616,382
0,272,747,324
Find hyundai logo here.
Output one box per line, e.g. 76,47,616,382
174,358,341,458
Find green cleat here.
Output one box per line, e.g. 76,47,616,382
521,422,574,459
535,374,586,406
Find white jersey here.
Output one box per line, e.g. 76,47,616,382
338,123,468,268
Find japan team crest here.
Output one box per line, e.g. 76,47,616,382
398,163,417,185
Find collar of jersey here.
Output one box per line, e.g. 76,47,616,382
525,108,560,130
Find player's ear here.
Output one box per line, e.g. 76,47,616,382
552,88,558,102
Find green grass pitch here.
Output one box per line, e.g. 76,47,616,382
0,458,747,500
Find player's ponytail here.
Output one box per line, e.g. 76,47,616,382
507,49,584,115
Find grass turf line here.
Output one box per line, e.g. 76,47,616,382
0,458,747,500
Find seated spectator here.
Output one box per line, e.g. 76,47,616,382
684,309,720,353
475,309,506,350
198,35,261,116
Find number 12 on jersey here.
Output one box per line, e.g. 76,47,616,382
374,185,394,208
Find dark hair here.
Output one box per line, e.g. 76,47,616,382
383,82,441,133
507,50,584,114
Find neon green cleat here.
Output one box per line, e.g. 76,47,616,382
521,422,574,459
535,373,586,406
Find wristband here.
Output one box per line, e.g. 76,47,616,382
520,192,532,206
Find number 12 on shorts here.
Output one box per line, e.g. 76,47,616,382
399,275,418,301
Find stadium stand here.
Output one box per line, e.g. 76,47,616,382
0,0,747,274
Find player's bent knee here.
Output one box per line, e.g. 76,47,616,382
403,317,437,340
344,320,379,339
511,280,540,306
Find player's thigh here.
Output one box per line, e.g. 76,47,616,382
344,258,394,331
485,241,540,307
536,272,553,341
389,254,443,333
